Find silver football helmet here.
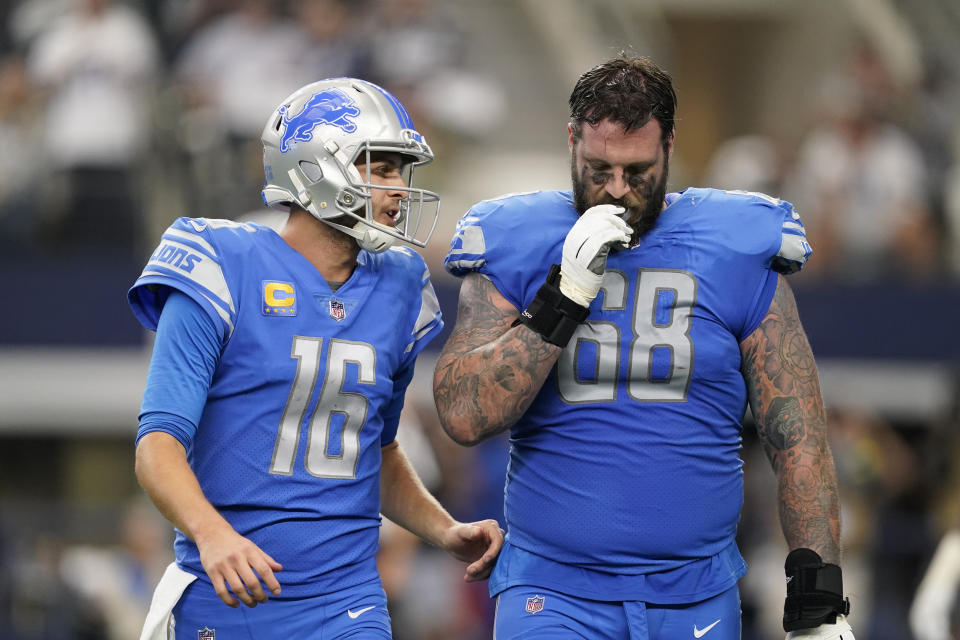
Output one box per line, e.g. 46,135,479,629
261,78,440,252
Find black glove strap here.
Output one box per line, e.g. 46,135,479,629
783,548,851,632
512,264,589,347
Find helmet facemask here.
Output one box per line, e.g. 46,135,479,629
333,141,440,252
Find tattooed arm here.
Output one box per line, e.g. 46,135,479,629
740,274,842,563
433,273,563,446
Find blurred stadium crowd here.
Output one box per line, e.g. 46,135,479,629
0,0,959,638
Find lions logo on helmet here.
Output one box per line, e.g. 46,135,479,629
261,78,441,253
278,88,360,153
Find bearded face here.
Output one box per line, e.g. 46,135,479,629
569,118,672,244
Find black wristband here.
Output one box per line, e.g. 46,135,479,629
513,264,589,347
783,548,851,632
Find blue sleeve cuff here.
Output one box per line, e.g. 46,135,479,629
136,410,197,450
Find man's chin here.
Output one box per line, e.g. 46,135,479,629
623,207,645,229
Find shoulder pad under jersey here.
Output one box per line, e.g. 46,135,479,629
128,217,263,336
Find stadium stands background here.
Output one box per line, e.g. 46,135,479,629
1,0,958,637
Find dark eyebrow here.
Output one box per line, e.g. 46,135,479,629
625,160,655,172
583,157,612,171
362,151,406,169
582,154,656,172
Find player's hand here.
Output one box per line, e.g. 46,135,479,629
785,615,855,640
560,204,632,307
196,524,283,608
439,519,505,582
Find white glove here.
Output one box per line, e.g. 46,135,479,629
910,530,960,640
786,615,855,640
560,204,632,307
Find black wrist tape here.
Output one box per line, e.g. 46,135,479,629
783,548,851,632
513,264,589,347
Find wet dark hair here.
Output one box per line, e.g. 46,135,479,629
569,52,676,148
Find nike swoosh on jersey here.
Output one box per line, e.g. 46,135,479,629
693,619,721,638
347,605,376,619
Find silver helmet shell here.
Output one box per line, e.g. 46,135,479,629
261,78,440,251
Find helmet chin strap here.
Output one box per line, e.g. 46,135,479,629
289,167,397,253
351,220,395,253
309,214,396,253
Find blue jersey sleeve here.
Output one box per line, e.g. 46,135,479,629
137,289,221,445
379,362,416,446
444,191,573,310
766,195,812,275
717,190,810,337
742,270,779,339
390,247,444,367
127,217,257,340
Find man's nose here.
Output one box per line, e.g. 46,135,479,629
386,179,408,200
604,171,630,199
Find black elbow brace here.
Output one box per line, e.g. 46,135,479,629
513,264,589,347
783,548,851,632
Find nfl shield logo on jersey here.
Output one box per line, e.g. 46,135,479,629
198,627,215,640
329,299,346,321
525,595,545,614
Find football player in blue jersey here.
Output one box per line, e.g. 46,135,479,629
128,78,503,639
433,54,854,640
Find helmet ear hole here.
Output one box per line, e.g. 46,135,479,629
299,161,323,183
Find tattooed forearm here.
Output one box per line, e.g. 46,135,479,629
740,275,841,563
434,273,563,445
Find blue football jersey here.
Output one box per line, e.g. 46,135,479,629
129,217,442,598
445,188,810,603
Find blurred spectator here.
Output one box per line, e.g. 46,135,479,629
0,517,12,633
24,0,159,259
362,0,505,145
947,161,960,275
8,534,107,639
911,523,960,640
829,409,922,640
173,0,304,137
171,0,308,216
288,0,370,85
58,499,172,640
785,45,939,282
362,0,463,96
910,425,960,640
7,0,70,51
917,56,960,276
912,56,958,230
703,133,787,197
0,53,44,249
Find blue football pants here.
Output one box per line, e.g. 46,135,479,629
172,576,392,639
494,583,741,640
